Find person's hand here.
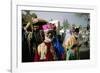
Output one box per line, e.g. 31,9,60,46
32,18,38,23
24,27,27,31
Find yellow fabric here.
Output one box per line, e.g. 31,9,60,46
63,35,78,51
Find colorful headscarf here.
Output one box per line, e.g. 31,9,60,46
42,23,56,32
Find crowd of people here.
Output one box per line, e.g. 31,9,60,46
22,12,89,62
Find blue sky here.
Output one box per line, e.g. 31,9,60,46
22,10,90,26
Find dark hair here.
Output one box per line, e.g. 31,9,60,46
74,28,79,33
31,13,37,18
71,44,78,50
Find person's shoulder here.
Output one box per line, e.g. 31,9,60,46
67,35,75,42
68,35,73,39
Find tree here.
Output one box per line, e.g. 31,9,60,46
63,19,69,31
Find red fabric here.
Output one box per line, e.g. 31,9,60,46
34,51,40,61
45,42,54,61
34,42,54,61
61,53,65,60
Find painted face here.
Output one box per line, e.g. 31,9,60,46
42,23,56,43
44,30,54,43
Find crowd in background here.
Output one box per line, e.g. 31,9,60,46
22,11,90,62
